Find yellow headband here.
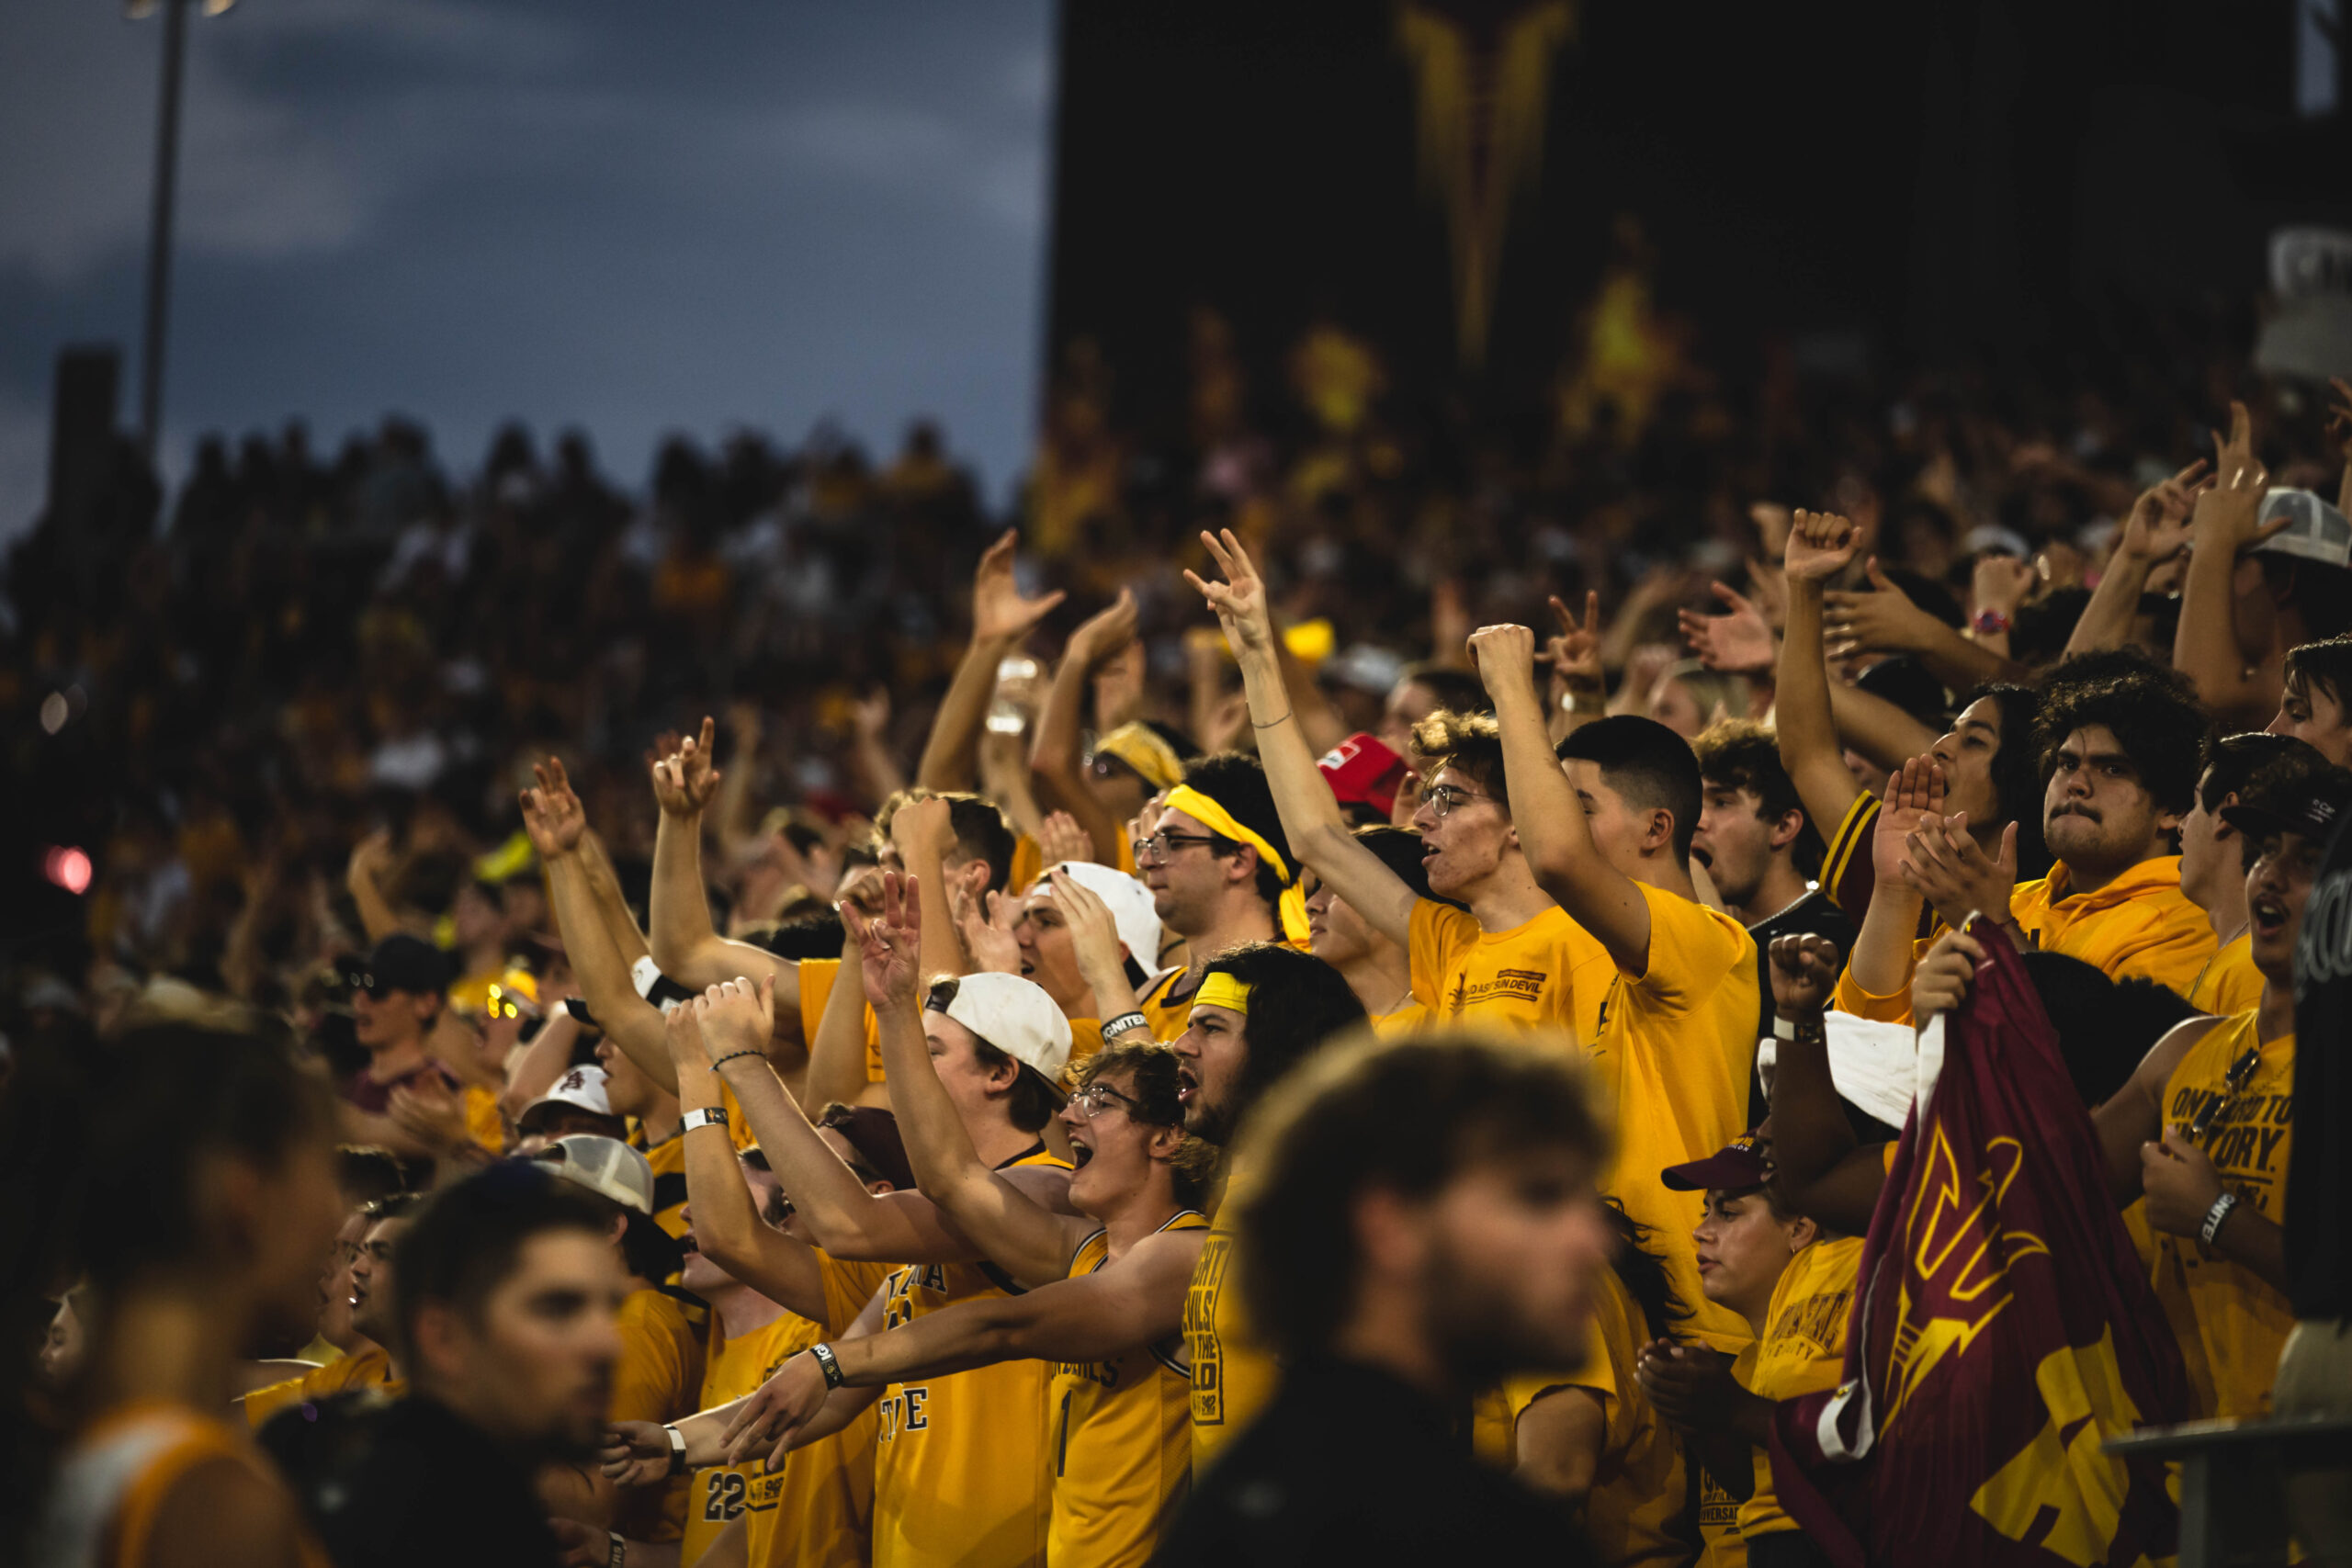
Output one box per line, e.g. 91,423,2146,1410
1193,972,1253,1015
1164,785,1292,886
1161,784,1313,945
1094,723,1185,792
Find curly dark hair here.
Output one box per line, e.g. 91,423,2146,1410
1075,1043,1216,1210
1193,942,1368,1144
1408,707,1510,809
2032,655,2212,818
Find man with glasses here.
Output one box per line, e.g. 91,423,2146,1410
1184,529,1609,1040
1117,750,1306,1045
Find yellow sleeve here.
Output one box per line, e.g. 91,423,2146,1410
798,957,841,1046
610,1297,692,1424
818,1254,895,1337
1830,933,1933,1027
1630,885,1747,1015
1408,897,1480,1009
1010,835,1044,893
2107,900,2222,998
243,1371,313,1428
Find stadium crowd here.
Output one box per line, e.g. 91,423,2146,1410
10,312,2352,1567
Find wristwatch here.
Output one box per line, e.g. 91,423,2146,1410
664,1422,688,1474
1972,607,2012,637
680,1106,730,1134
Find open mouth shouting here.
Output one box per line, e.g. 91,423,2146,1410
2252,892,2289,940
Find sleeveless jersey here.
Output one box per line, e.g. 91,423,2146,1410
1047,1211,1207,1566
684,1256,894,1568
35,1401,327,1568
1184,1163,1279,1474
872,1145,1071,1568
2152,1009,2296,1417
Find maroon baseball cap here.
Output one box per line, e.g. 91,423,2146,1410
1318,733,1409,818
1661,1131,1771,1192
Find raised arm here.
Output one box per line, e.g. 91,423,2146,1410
851,873,1080,1290
805,928,882,1113
1470,623,1654,974
720,1228,1204,1472
889,795,977,983
1825,560,2027,692
2067,462,2206,659
917,531,1065,792
2174,405,2290,728
1762,934,1883,1236
1824,682,1941,779
1775,512,1871,841
524,760,679,1094
1186,529,1418,945
698,975,979,1266
1030,591,1141,865
646,719,799,1029
666,1004,831,1322
1839,758,1941,1008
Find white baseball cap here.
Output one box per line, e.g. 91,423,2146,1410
931,972,1073,1090
517,1064,616,1131
1046,861,1164,971
2256,488,2352,570
534,1134,655,1216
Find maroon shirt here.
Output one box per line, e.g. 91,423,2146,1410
340,1057,460,1115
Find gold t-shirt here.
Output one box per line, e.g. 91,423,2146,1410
1736,1235,1863,1539
1408,899,1611,1044
2151,1010,2295,1418
243,1344,400,1429
2186,931,2263,1018
611,1289,708,1543
1593,885,1759,1352
1185,1162,1279,1475
1047,1213,1206,1567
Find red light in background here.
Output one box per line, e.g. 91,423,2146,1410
42,846,93,896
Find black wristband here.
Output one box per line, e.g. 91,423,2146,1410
1102,1012,1149,1040
809,1342,844,1388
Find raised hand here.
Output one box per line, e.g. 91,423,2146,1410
664,990,709,1067
696,975,775,1064
1183,528,1276,655
2191,401,2288,556
2117,460,2211,564
1091,638,1147,730
1679,582,1775,674
1768,932,1842,1019
651,716,722,818
1970,555,2036,622
345,828,395,895
1036,810,1093,866
1901,812,2018,932
721,1351,832,1472
1464,622,1541,703
1049,867,1134,993
1067,587,1140,671
1545,592,1606,693
888,795,955,861
519,758,588,858
387,1077,467,1155
601,1421,673,1487
1782,509,1860,583
841,870,923,1008
1871,756,1946,886
850,688,891,744
953,885,1022,976
1824,559,1941,659
973,530,1067,644
1911,927,1985,1022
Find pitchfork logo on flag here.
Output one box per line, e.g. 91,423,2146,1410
1770,925,2191,1568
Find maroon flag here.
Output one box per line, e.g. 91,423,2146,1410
1770,925,2191,1566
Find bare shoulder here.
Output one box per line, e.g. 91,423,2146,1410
145,1454,308,1568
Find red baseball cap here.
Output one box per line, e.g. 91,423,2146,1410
1660,1131,1772,1192
1318,733,1409,818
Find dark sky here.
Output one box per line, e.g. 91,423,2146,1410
0,0,1056,536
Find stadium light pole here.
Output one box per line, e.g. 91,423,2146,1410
129,0,234,468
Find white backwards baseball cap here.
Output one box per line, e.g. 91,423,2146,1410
1046,861,1164,971
930,972,1073,1090
2256,488,2352,570
534,1134,655,1216
516,1064,616,1132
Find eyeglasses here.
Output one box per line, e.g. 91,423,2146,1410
1420,783,1494,819
1132,829,1226,865
2188,1044,2263,1146
1069,1082,1145,1121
